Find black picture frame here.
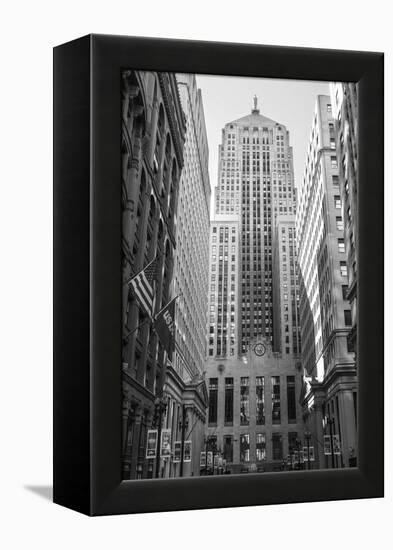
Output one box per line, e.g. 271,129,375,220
53,34,384,516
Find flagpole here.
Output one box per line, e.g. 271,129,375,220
123,316,154,341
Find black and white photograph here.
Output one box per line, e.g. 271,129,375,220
121,71,358,480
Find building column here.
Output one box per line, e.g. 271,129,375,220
313,402,326,468
122,404,136,479
129,407,143,479
122,394,130,456
337,389,357,467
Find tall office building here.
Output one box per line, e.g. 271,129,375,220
207,215,240,358
204,100,303,474
173,74,211,379
121,71,211,480
330,83,358,354
157,73,211,479
212,97,297,354
296,95,357,469
121,71,186,480
272,214,301,356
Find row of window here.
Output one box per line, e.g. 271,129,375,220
207,431,300,463
208,376,297,426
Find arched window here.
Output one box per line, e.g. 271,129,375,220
161,239,172,306
162,133,172,199
146,195,156,259
168,160,177,218
157,219,164,246
153,104,165,173
134,170,146,256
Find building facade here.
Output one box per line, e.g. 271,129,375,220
205,339,304,473
121,70,186,480
272,214,301,356
121,71,210,479
160,73,211,478
211,97,297,354
207,215,240,358
296,95,357,469
330,83,358,355
205,100,303,473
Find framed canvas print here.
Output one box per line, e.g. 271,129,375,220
53,34,384,516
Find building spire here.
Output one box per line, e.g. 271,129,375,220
252,94,260,114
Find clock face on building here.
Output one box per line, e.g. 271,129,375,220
253,343,266,356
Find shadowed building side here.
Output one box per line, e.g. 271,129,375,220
121,70,186,480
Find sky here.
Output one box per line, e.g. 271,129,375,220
195,74,330,204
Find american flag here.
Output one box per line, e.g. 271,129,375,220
129,257,158,317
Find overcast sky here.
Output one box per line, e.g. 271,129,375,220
195,74,330,205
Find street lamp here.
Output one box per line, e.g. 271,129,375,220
304,431,312,470
178,405,189,478
153,393,168,479
295,438,303,470
325,416,335,469
204,435,217,475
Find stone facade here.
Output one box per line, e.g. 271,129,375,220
205,338,303,473
296,95,357,469
121,71,210,479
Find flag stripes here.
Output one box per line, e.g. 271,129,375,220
129,258,158,316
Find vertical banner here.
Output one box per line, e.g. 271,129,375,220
333,435,341,455
324,435,332,455
207,451,213,468
161,428,172,458
200,451,206,468
146,430,158,459
213,455,219,468
173,441,181,463
184,440,192,462
309,446,315,461
153,297,176,355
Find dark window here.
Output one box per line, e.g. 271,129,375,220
256,376,265,425
271,376,281,424
272,433,283,460
240,434,250,462
223,435,233,462
288,431,298,454
342,285,348,300
344,309,352,326
240,377,250,425
287,376,296,423
224,378,234,425
208,378,218,424
256,433,266,461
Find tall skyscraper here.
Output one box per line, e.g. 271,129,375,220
174,73,211,380
272,214,301,357
207,214,240,358
210,97,297,354
121,72,211,480
121,71,186,480
204,100,303,474
296,95,357,468
330,83,358,355
157,73,211,479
